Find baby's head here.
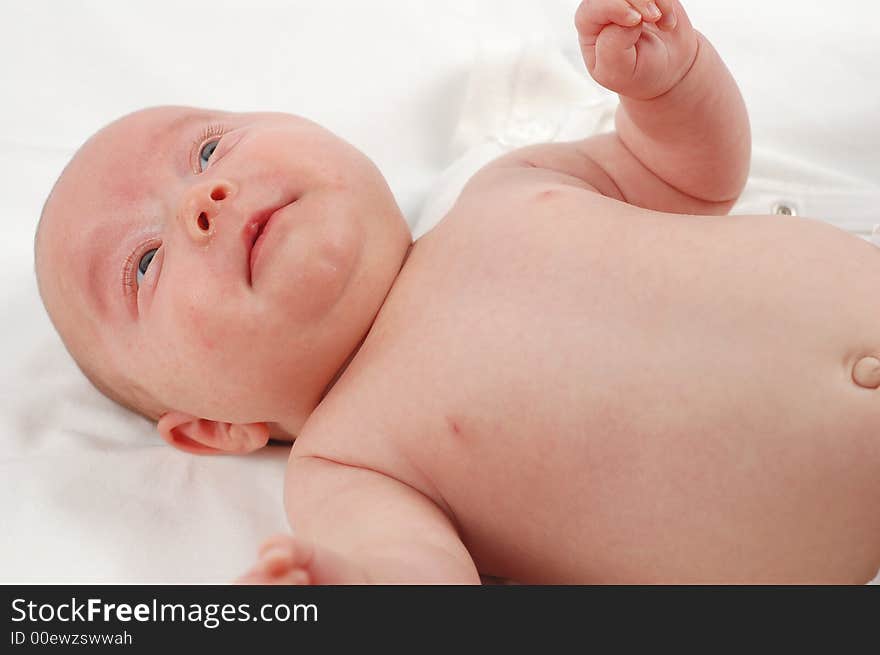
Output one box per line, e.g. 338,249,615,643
35,106,411,454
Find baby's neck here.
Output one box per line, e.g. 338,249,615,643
273,241,416,443
319,242,414,400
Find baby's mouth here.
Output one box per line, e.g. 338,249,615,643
251,219,268,249
243,201,294,286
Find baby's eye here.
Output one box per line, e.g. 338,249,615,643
198,138,220,172
136,248,158,286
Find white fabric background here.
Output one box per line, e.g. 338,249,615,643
1,0,878,583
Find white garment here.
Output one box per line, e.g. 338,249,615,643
413,37,618,239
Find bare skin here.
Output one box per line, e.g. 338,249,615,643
36,0,880,584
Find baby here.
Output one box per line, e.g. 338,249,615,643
34,0,880,584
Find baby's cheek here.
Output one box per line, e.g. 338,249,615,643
170,300,217,353
192,304,255,357
164,292,243,361
286,258,351,321
278,220,362,323
157,311,248,408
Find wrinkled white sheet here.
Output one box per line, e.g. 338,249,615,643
1,0,878,583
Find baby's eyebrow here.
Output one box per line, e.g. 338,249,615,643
164,108,214,139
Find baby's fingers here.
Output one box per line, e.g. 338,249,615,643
593,23,640,88
629,0,681,29
575,0,643,46
653,0,678,31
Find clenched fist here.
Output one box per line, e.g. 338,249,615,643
575,0,699,99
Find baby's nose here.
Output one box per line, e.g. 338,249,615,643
177,179,237,241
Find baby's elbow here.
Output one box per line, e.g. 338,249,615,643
695,116,750,215
714,124,752,214
699,154,750,216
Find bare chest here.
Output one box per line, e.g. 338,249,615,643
302,181,880,580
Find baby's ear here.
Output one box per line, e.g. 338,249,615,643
156,411,270,456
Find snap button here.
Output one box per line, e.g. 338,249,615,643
771,201,797,216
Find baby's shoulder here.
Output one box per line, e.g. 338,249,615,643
436,152,631,247
457,141,617,203
432,155,630,249
290,351,455,505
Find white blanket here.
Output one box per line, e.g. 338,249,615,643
1,0,878,584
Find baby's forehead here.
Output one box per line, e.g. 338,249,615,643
64,106,215,197
42,106,223,242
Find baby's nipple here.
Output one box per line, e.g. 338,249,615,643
852,356,880,389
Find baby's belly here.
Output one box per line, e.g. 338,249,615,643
387,188,880,583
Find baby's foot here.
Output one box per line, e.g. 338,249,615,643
236,533,317,585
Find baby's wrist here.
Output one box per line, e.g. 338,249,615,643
620,31,724,115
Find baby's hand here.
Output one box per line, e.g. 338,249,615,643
235,533,366,585
575,0,698,99
235,534,318,585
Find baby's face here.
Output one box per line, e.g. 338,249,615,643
36,106,410,435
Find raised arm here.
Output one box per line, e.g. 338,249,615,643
471,0,750,215
237,453,480,585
